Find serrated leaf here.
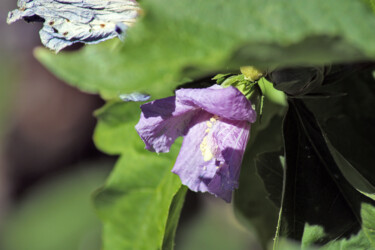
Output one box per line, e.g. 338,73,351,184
302,203,375,250
303,224,369,250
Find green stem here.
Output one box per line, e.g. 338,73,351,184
273,156,287,250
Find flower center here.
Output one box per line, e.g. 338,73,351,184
200,115,219,162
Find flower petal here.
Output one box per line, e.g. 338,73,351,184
207,118,250,202
175,85,256,123
171,111,219,193
172,111,250,202
7,0,140,52
135,96,197,153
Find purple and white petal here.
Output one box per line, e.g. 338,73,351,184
172,111,225,192
213,118,251,184
207,118,251,201
172,111,250,202
135,96,197,153
206,164,233,202
176,85,256,123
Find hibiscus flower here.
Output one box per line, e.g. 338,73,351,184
135,85,256,202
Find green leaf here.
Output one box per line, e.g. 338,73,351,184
360,203,375,246
281,100,359,242
324,138,375,201
304,66,375,200
258,78,287,107
162,186,187,250
93,102,145,155
323,117,375,187
303,224,369,250
301,202,375,249
277,237,317,250
93,102,184,250
281,66,375,248
255,151,284,208
35,0,375,99
280,100,375,249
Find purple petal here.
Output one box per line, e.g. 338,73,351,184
171,111,218,192
207,118,250,202
175,85,256,123
135,96,197,153
172,111,251,202
206,164,233,202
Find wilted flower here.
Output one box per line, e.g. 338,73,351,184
7,0,140,52
135,85,256,202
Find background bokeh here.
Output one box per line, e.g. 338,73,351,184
0,1,260,249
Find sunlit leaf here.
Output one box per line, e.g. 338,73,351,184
35,0,375,99
93,102,183,250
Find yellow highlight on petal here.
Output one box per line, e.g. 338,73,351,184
199,115,220,162
203,150,214,161
200,136,214,162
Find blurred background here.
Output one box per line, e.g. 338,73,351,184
0,1,260,249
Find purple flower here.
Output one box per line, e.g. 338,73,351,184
135,85,256,202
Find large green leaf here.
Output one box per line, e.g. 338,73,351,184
279,100,375,248
92,102,184,250
93,102,146,155
281,100,358,242
35,0,375,99
304,66,375,200
255,66,375,249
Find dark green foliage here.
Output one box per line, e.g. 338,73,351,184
266,67,326,96
256,66,375,248
282,100,359,243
